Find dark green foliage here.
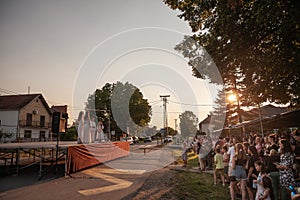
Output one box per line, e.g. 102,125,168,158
86,82,152,136
164,0,300,108
60,126,77,141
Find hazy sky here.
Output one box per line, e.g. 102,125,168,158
0,0,221,130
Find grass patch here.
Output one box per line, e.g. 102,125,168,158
166,153,230,200
174,152,199,167
171,171,230,200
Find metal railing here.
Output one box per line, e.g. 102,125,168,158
19,120,51,129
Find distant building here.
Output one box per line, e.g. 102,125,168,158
0,94,53,142
240,104,289,121
201,104,290,137
199,114,212,134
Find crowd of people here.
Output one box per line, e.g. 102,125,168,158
76,111,108,144
184,130,300,200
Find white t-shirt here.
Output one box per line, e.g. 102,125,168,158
227,146,235,167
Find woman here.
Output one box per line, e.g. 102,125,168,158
265,149,280,200
76,111,84,144
246,145,260,200
83,112,91,144
276,139,295,200
230,143,248,200
198,137,206,171
96,120,105,142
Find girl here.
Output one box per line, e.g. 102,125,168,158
258,176,274,200
182,141,188,167
253,160,266,200
222,145,229,183
214,147,225,186
230,143,248,200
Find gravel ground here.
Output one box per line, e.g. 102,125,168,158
123,167,177,200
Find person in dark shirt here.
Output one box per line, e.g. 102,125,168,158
265,149,280,200
246,145,260,200
267,134,279,154
230,143,248,200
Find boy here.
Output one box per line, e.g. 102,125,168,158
214,146,225,186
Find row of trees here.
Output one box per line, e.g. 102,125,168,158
164,0,300,127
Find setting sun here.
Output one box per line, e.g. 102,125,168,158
227,93,237,102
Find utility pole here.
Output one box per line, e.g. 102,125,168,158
160,95,170,137
174,119,178,133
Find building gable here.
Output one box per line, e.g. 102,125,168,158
0,94,51,114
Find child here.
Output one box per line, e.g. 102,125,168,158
222,145,229,183
214,146,225,186
258,176,273,200
253,160,266,200
182,141,188,167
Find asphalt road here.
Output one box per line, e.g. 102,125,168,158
0,141,179,200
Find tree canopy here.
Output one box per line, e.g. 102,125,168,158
86,82,152,138
179,111,198,138
164,0,300,108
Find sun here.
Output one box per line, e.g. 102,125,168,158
227,93,237,102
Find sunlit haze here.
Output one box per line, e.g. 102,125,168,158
0,0,220,130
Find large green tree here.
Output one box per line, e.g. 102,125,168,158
164,0,300,108
86,82,152,138
179,111,198,138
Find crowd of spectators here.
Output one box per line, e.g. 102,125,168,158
186,130,300,200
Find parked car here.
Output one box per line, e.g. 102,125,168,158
144,136,152,143
132,136,139,144
164,136,173,143
122,137,134,145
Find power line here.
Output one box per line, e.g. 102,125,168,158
0,88,19,95
168,100,216,107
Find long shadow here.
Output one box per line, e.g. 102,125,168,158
0,164,64,193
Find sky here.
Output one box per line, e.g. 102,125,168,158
0,0,221,131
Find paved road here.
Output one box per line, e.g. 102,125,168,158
0,164,149,200
0,142,180,200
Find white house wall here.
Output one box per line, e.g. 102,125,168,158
0,110,18,141
19,128,50,138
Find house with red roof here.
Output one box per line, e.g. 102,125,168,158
0,93,53,142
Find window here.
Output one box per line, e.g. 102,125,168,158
26,113,32,126
39,131,45,141
24,130,32,138
40,115,45,127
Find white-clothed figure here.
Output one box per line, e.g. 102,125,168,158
83,112,91,144
96,121,105,142
77,111,84,144
90,117,97,143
